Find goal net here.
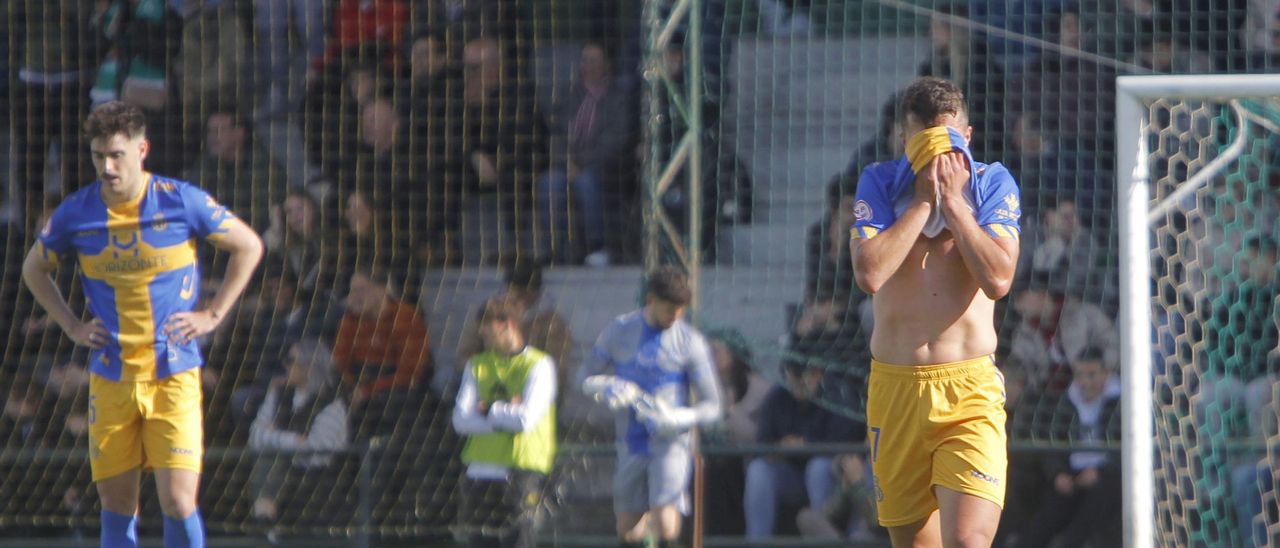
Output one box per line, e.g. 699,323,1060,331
1119,75,1280,547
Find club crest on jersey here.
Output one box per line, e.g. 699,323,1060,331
854,200,873,221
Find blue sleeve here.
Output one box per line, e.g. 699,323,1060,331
974,164,1022,239
36,202,76,262
181,183,235,240
851,165,896,240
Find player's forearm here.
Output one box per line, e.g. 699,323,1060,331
205,236,264,321
851,200,932,294
21,257,80,331
943,199,1016,299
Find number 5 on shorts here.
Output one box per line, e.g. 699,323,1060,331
870,426,881,462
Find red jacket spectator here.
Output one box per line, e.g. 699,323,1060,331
333,269,432,397
314,0,409,72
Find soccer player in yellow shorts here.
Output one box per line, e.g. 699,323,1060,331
850,77,1021,547
22,101,263,548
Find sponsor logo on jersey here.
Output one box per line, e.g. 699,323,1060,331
970,469,1001,485
995,193,1021,222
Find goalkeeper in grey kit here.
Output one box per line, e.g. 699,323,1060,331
580,266,723,548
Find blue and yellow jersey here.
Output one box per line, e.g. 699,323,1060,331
36,174,234,382
850,156,1022,241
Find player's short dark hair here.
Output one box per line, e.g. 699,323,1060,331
505,260,544,293
582,40,617,64
900,77,967,127
207,105,250,131
1072,347,1107,368
477,296,521,327
84,101,147,141
647,266,691,306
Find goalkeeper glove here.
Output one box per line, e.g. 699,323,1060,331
634,398,698,437
582,375,643,411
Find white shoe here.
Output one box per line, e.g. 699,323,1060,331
584,250,611,267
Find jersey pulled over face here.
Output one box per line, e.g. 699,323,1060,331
850,156,1022,242
37,175,233,381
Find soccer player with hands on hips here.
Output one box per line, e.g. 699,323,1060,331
580,266,722,548
22,101,264,548
850,77,1021,548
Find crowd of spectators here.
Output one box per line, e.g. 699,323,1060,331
0,0,1275,545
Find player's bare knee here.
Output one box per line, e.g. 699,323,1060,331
96,472,141,515
942,528,994,548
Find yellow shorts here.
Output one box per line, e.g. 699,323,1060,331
866,356,1007,527
88,369,204,481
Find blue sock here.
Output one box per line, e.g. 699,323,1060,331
101,510,138,548
163,509,205,548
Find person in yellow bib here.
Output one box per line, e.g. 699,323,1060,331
452,297,558,548
21,101,264,548
850,77,1021,548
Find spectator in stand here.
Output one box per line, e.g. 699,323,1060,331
1231,322,1279,546
918,3,1006,158
90,0,186,173
8,0,103,229
443,35,546,262
251,0,325,119
1244,1,1280,68
1006,112,1100,221
452,297,558,548
337,188,422,302
307,53,396,178
1018,197,1104,297
228,264,324,425
1014,4,1117,151
1134,17,1215,74
247,338,349,526
1008,273,1119,392
263,190,334,298
333,266,434,437
0,373,54,448
174,1,248,147
705,330,769,446
399,30,454,124
846,91,905,176
339,96,432,235
314,0,410,76
702,329,769,536
1013,348,1121,548
539,41,635,266
183,107,286,233
458,262,576,396
796,453,881,542
805,172,863,315
744,361,863,540
1203,236,1279,387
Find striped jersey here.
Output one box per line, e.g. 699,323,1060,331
37,174,234,381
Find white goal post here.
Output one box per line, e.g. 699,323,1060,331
1117,74,1280,548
